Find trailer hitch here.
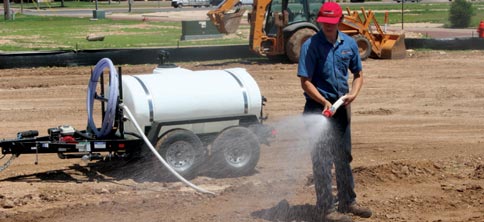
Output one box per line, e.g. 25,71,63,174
0,154,17,173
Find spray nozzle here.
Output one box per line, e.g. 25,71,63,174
323,109,334,118
323,95,347,118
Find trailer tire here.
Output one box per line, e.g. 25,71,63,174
353,35,372,60
209,127,260,177
285,28,316,63
154,129,206,180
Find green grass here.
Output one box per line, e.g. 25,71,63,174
2,2,484,52
0,14,248,51
9,1,171,10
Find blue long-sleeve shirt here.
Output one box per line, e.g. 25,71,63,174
297,30,362,102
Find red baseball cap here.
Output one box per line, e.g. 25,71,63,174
316,2,343,24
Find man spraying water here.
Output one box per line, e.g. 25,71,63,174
297,2,371,222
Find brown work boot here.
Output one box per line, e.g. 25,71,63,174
323,210,352,222
340,202,372,218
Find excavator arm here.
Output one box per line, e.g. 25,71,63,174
207,0,247,34
207,0,283,57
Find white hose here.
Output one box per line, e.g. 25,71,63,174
323,95,347,117
87,58,119,138
121,103,215,195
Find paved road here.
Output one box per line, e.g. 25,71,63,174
8,6,206,17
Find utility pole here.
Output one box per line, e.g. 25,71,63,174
4,0,12,20
401,0,404,30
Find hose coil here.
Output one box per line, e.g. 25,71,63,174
86,58,119,138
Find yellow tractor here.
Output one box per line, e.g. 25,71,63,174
207,0,406,62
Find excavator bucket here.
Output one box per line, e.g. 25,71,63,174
220,9,246,34
208,9,246,34
341,7,407,60
380,33,406,59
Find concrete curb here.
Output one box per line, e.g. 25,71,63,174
405,37,484,50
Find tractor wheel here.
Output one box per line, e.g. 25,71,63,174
209,127,260,177
353,35,372,60
285,28,316,63
154,129,207,180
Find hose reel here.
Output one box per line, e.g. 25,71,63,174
86,58,120,138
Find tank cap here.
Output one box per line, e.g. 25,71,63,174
158,50,178,68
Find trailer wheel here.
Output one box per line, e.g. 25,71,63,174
210,127,260,177
353,35,372,60
155,129,206,180
285,28,316,63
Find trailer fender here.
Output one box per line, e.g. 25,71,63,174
282,22,318,36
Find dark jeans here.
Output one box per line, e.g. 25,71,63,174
303,99,356,214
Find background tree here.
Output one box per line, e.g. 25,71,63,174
449,0,475,28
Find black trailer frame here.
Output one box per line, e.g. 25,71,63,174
0,66,144,160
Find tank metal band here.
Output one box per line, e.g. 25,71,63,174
132,76,154,122
224,70,248,114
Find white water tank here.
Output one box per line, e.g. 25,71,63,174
122,67,262,135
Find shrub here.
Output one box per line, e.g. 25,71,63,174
448,0,475,28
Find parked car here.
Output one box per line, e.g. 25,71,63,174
210,0,252,7
393,0,421,3
171,0,211,8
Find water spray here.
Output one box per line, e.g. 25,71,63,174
323,95,347,118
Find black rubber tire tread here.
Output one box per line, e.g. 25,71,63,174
154,129,206,180
353,35,372,60
285,28,316,63
209,127,260,177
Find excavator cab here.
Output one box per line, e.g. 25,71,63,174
264,0,318,34
258,0,320,61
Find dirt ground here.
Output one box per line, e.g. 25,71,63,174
0,50,483,222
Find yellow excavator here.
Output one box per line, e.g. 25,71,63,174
207,0,406,62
